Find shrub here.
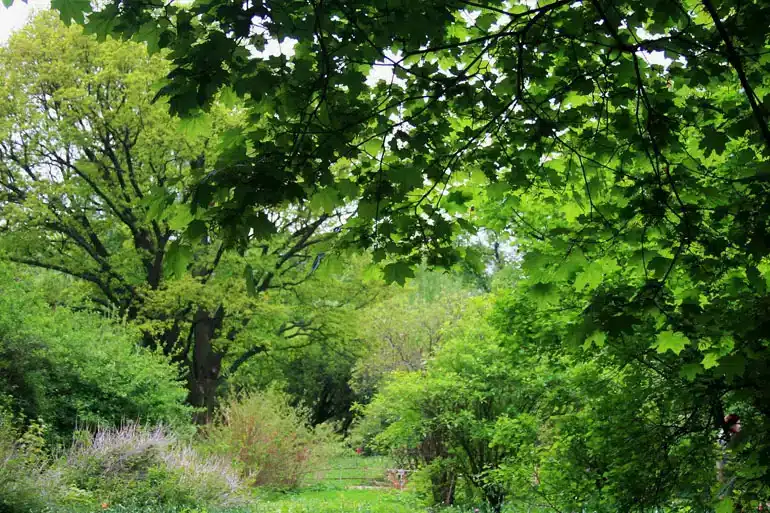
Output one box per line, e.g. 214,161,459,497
0,416,244,512
204,389,343,489
60,423,244,508
0,410,71,513
0,267,191,439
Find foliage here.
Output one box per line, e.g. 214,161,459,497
354,299,535,508
61,423,244,508
0,414,244,512
203,389,344,489
0,410,63,513
4,0,770,510
225,252,386,429
351,269,474,401
0,266,190,438
356,288,738,512
0,13,358,418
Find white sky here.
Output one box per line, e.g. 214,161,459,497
0,1,41,43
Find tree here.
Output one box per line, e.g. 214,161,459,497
355,298,555,511
224,252,387,429
0,14,347,420
351,269,473,400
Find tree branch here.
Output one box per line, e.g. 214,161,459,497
701,0,770,150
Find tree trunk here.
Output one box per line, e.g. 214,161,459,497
188,307,224,423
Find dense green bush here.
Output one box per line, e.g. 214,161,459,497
356,288,728,513
204,389,344,489
0,268,190,437
353,299,533,509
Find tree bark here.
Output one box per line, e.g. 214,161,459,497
188,307,225,423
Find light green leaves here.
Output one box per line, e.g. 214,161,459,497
178,113,213,139
701,352,721,369
654,330,690,355
573,258,619,293
583,330,607,350
715,498,734,513
166,204,195,232
574,261,604,292
309,188,340,215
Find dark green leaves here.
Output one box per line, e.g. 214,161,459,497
164,241,193,279
383,261,415,286
244,263,256,296
700,126,729,156
51,0,92,24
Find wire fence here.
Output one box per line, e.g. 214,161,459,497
302,456,412,489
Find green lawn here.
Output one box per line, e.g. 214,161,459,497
250,487,422,513
247,455,421,513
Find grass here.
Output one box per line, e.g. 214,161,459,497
250,488,422,513
301,455,395,489
249,454,423,513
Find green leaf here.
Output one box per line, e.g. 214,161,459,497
2,0,13,8
746,265,766,293
700,126,729,156
185,220,208,241
136,21,163,54
244,264,256,296
250,212,277,239
164,242,193,279
647,256,673,278
715,498,734,513
679,363,702,382
52,0,92,24
383,261,415,285
389,166,424,189
718,354,745,378
178,113,212,138
475,13,497,30
701,351,721,370
82,8,118,40
583,331,607,350
655,330,690,355
574,261,603,292
167,204,194,232
309,188,340,214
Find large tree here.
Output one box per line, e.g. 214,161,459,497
0,13,359,420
